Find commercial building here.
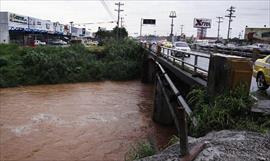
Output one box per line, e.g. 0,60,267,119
0,12,91,45
245,27,270,43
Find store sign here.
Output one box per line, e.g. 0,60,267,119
9,13,28,24
193,18,211,28
143,19,156,25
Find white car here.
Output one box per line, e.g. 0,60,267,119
172,41,191,57
51,40,68,45
34,40,46,46
173,41,191,52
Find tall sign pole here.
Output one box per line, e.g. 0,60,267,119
140,18,143,39
216,16,223,40
139,19,156,41
169,11,176,42
225,6,236,40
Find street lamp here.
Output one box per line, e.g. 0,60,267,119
169,11,176,42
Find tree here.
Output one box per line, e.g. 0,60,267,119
111,26,128,39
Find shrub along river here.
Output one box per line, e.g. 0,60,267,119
0,81,176,161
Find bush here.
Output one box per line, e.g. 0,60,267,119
0,39,142,87
187,85,270,137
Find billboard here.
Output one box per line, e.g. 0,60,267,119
245,28,270,42
143,19,156,25
193,18,211,28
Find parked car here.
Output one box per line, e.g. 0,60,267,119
162,41,173,48
172,41,191,57
50,39,68,45
253,55,270,90
34,40,46,46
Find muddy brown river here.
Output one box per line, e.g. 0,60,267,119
0,81,175,161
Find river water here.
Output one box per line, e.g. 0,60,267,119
0,81,176,161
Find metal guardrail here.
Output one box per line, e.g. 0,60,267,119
161,47,210,74
193,45,269,59
142,43,201,157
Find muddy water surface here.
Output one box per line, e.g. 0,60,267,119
0,81,175,161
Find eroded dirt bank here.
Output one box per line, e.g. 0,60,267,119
0,81,175,161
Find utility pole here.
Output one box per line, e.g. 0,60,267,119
120,17,124,28
216,16,223,40
180,25,184,35
115,2,124,28
225,6,236,40
69,21,74,37
169,11,176,42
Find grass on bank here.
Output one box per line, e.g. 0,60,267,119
127,85,270,160
187,85,270,137
125,140,157,161
0,38,143,87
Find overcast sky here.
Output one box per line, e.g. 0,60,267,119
0,0,269,38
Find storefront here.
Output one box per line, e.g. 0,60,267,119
0,12,76,45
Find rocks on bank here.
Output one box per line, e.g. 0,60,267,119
137,130,270,161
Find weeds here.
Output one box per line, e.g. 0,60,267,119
0,38,142,87
187,85,270,137
125,140,157,161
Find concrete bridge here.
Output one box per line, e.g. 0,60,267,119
140,43,253,160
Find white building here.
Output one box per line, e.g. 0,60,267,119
0,12,91,45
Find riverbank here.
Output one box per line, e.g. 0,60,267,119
137,130,270,161
0,38,143,88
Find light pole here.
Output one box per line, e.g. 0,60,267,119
180,25,184,35
169,11,176,42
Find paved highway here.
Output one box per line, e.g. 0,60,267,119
159,48,270,99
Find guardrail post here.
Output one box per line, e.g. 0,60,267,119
181,53,185,68
156,45,161,56
194,55,198,73
177,106,189,156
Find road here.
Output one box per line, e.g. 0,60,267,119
160,48,270,99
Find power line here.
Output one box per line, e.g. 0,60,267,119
100,0,115,20
216,16,223,40
225,6,236,40
74,21,115,25
114,2,124,28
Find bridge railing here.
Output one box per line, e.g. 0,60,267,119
160,46,210,75
142,43,205,158
192,44,269,60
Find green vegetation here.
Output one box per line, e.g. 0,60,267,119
0,38,142,87
187,85,270,137
125,140,157,161
95,26,128,45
